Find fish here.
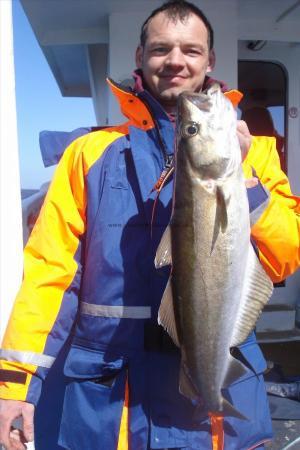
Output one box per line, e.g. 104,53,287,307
155,83,273,419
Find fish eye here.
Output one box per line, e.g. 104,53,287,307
181,122,199,138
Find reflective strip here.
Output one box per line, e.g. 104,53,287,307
81,302,151,319
209,413,224,450
0,349,55,368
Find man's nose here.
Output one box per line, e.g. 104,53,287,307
165,48,185,68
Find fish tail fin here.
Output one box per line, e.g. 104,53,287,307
219,397,248,421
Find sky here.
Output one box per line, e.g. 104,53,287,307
13,0,96,189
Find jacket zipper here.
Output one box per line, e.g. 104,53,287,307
134,91,172,168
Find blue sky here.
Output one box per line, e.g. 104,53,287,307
13,0,96,189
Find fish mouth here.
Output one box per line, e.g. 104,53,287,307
177,91,212,115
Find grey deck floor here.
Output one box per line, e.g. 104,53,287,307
262,341,300,449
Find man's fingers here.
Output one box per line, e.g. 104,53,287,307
9,428,27,450
0,427,26,450
237,119,252,161
0,403,14,449
245,177,259,188
0,400,35,450
21,403,34,443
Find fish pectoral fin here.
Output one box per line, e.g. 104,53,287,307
211,187,228,253
179,363,199,401
158,277,180,347
216,186,228,232
223,354,247,388
155,225,172,268
220,397,248,421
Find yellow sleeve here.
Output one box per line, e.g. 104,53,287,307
0,126,127,404
0,136,86,404
244,136,300,282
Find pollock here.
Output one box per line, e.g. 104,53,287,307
155,84,273,419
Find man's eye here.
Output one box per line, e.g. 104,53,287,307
181,122,200,138
186,48,204,56
153,47,167,53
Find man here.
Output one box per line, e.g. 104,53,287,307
0,1,300,449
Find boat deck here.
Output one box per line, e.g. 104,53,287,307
262,340,300,449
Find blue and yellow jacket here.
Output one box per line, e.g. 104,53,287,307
1,79,300,450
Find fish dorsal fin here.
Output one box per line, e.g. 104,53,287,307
230,245,273,348
155,225,172,268
158,277,180,347
223,354,247,388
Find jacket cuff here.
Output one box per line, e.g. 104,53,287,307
0,370,43,406
247,181,270,226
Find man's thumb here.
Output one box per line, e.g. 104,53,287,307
22,403,34,442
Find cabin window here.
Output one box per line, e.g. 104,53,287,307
238,60,287,174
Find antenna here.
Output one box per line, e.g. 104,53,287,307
276,0,300,23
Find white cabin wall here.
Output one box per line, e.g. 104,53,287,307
108,11,146,124
87,44,109,126
107,0,238,124
286,46,300,194
0,0,23,341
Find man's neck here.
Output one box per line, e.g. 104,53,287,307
132,69,228,125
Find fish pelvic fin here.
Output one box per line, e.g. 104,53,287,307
155,225,172,268
218,397,248,421
223,354,248,388
158,277,180,347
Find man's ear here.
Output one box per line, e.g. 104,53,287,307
135,46,143,68
206,49,216,73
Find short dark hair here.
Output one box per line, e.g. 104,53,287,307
140,0,214,50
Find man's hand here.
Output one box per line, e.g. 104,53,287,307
0,399,34,450
236,120,259,188
237,120,252,161
245,177,259,189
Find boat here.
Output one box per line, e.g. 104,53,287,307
1,1,300,448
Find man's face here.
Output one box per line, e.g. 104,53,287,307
136,12,215,111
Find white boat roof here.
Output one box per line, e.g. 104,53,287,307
20,0,300,97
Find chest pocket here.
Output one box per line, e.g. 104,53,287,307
108,148,129,190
